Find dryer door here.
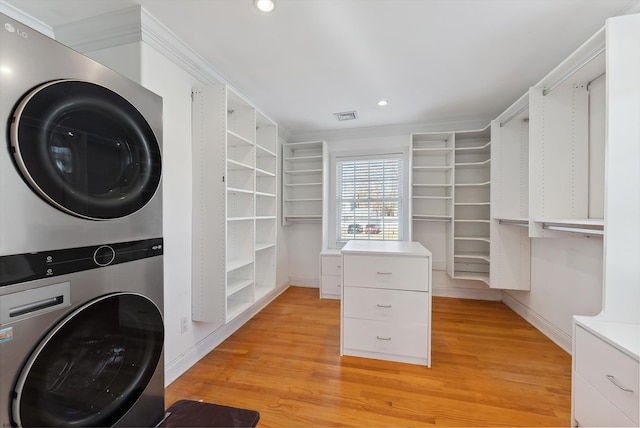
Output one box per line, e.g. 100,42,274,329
12,293,164,427
10,80,162,220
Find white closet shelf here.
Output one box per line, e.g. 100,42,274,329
453,272,489,285
255,242,276,251
256,144,276,157
255,216,276,220
413,183,453,187
284,168,322,175
413,196,452,200
226,258,254,273
413,215,452,221
227,187,253,194
255,191,276,198
284,182,322,187
227,159,253,170
454,236,490,243
227,129,254,146
227,300,253,322
455,159,491,168
413,166,453,172
454,252,490,262
284,215,322,221
284,198,322,202
227,279,253,297
284,155,322,161
255,167,275,177
412,148,454,155
455,142,491,153
455,181,490,187
228,216,253,222
455,202,490,206
455,219,490,223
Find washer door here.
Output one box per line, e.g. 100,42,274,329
10,80,162,220
12,293,164,427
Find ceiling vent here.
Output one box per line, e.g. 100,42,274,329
333,110,358,121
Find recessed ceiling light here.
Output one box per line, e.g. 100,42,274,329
377,100,388,106
255,0,275,12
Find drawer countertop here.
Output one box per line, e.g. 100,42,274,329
341,241,431,257
574,316,640,361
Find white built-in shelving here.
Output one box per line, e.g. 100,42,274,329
192,84,278,325
452,128,491,285
282,141,325,224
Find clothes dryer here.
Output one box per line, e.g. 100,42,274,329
0,239,165,427
0,12,163,256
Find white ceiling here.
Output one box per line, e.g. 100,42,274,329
2,0,639,140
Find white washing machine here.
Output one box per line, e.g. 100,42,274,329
0,12,165,427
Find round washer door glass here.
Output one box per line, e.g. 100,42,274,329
10,80,162,220
13,293,164,427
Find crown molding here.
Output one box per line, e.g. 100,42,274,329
0,0,54,37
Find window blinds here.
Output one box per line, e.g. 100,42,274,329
336,155,403,241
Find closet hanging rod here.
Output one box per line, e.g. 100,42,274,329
542,224,604,236
542,46,605,96
499,104,529,127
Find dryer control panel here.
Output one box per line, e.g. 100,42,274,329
0,238,163,287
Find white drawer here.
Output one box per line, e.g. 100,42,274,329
575,326,639,424
343,317,427,359
321,255,342,276
321,274,341,298
574,374,636,427
343,254,429,291
343,287,428,324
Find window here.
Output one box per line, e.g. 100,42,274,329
336,154,403,241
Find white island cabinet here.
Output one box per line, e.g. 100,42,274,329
340,241,432,367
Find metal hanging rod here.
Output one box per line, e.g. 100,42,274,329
499,104,529,128
542,46,605,96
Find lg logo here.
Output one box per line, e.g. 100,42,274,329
4,22,28,39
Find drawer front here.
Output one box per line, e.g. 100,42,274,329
343,317,428,359
321,274,341,297
574,374,636,427
343,254,429,291
575,326,639,424
321,255,342,276
343,287,428,324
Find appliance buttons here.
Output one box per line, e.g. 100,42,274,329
93,245,116,266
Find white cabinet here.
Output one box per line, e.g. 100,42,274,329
192,84,278,325
341,241,432,366
572,319,639,427
319,250,341,299
282,141,325,224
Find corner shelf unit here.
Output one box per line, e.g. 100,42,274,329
282,141,325,224
192,84,278,326
452,128,491,285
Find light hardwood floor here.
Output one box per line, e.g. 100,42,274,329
165,286,572,427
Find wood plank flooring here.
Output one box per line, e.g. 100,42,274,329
165,286,572,427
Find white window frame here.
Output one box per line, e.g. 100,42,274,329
329,148,410,248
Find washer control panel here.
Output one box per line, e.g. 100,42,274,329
0,238,163,287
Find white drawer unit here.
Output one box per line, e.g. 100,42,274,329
320,250,341,299
572,318,640,427
341,241,432,366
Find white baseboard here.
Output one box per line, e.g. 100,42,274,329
433,287,502,301
289,277,319,288
501,292,572,354
165,284,289,385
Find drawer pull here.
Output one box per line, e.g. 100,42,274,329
376,304,392,308
376,336,392,341
606,375,634,393
376,271,392,275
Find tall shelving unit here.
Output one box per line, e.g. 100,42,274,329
410,132,454,272
452,128,491,284
282,141,324,224
192,84,278,325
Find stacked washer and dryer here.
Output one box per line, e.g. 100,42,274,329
0,13,165,427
